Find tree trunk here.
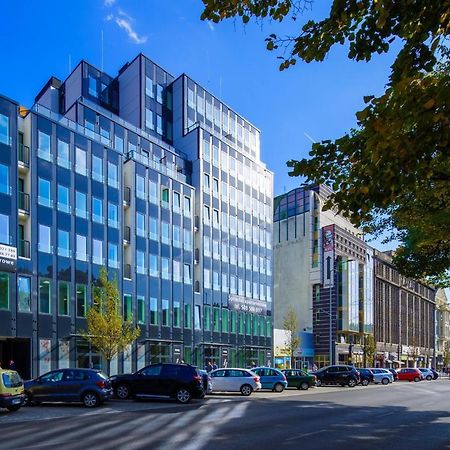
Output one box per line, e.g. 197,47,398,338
106,358,111,377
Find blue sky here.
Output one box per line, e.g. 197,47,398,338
1,0,401,248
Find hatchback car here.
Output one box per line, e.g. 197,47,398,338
281,369,316,390
24,368,111,407
252,367,288,392
110,363,204,404
397,368,422,382
358,368,374,386
419,368,434,381
313,365,360,387
388,368,399,381
367,368,393,385
209,368,261,396
0,369,24,412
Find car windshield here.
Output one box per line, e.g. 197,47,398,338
2,372,23,388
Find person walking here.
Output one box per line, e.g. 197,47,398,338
212,361,218,370
206,361,213,373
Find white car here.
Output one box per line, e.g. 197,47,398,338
209,368,262,396
368,368,393,385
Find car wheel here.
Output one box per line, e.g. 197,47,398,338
6,405,21,412
23,392,32,406
175,388,192,404
82,392,99,408
316,379,322,387
348,379,357,388
273,383,284,393
414,377,420,382
300,382,309,391
240,384,253,396
426,375,432,381
361,379,369,386
116,384,130,400
381,378,389,385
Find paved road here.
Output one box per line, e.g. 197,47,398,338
1,380,450,450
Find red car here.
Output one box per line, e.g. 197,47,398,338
397,368,422,382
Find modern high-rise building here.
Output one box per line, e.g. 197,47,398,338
0,54,273,378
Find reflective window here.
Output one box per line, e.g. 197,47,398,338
107,162,119,188
58,229,70,257
58,282,70,316
39,279,51,314
18,276,31,312
0,164,9,195
137,250,146,274
57,140,70,169
150,297,158,324
38,131,51,161
108,202,118,228
0,114,9,145
75,191,87,218
76,284,87,317
75,147,87,175
136,175,146,199
108,243,119,268
92,239,103,265
92,197,103,224
38,178,51,207
58,185,70,214
76,234,87,261
162,299,170,326
92,155,103,182
38,224,51,253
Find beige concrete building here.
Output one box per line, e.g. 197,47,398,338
435,289,450,370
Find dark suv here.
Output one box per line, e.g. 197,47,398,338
358,368,374,386
110,363,204,404
24,368,111,407
313,365,360,387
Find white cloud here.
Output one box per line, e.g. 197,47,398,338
105,13,114,21
207,21,215,31
104,0,115,6
115,17,147,44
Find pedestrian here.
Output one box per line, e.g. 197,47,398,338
9,360,16,371
251,361,256,368
206,361,213,373
212,361,218,370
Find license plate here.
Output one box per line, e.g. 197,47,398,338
12,399,21,404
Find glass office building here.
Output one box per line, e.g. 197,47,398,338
0,54,273,378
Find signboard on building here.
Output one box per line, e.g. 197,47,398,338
228,295,267,315
0,244,17,272
322,225,335,287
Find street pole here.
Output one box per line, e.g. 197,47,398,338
329,285,332,365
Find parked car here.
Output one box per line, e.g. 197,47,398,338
313,365,360,387
358,369,374,386
24,368,111,408
387,368,399,381
110,363,204,404
209,368,261,396
367,368,393,385
252,367,288,392
198,369,213,394
281,369,316,390
430,369,439,380
0,369,24,412
397,368,422,382
419,368,434,381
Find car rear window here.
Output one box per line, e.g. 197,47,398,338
2,372,22,388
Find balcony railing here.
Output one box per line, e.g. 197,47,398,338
18,144,30,167
18,240,30,259
124,226,131,243
18,192,30,214
123,187,131,206
124,264,132,280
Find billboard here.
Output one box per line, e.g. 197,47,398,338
0,244,16,272
228,294,267,315
322,225,335,287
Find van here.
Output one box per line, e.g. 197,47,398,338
0,369,24,411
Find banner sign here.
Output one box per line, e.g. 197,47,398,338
228,294,267,315
322,225,335,287
0,244,17,272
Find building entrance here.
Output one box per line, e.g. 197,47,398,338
0,337,31,379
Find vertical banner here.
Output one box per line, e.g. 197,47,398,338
39,339,52,375
123,344,132,374
137,343,146,370
322,225,335,287
58,340,70,369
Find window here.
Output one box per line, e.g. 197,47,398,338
156,115,163,135
75,191,87,218
76,234,87,261
238,313,244,334
213,178,219,197
0,164,10,195
58,185,70,214
222,309,229,333
137,296,145,324
194,305,201,330
173,225,181,248
108,243,118,268
161,187,169,205
39,279,51,314
222,273,228,292
58,229,70,257
145,76,154,97
161,221,170,244
149,217,158,241
204,305,211,331
136,212,146,237
150,297,158,325
38,178,51,207
246,314,252,335
173,301,181,327
137,250,146,274
156,84,163,103
145,108,154,130
203,173,210,192
204,205,210,224
213,271,220,291
88,75,97,96
123,294,132,321
92,155,103,182
57,140,70,169
161,257,170,279
173,260,181,282
107,162,118,188
75,147,87,175
203,236,211,257
76,284,87,317
230,311,237,333
173,192,181,212
149,180,158,203
92,197,103,224
17,276,31,312
0,113,9,145
184,264,192,284
136,175,146,199
162,299,170,326
58,282,70,316
0,214,8,245
203,140,210,161
213,240,220,259
213,308,220,332
184,196,191,216
38,131,51,161
0,272,8,310
149,254,158,276
183,303,192,329
38,224,51,253
183,229,192,250
115,134,124,152
108,202,118,228
92,239,103,265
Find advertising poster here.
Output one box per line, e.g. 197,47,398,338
39,339,52,375
322,224,335,287
123,344,132,374
59,340,70,369
137,343,146,370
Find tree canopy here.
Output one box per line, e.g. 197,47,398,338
201,0,450,286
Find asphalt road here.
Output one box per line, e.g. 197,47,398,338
1,380,450,450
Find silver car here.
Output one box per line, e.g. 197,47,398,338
419,368,434,381
368,368,393,385
209,368,262,396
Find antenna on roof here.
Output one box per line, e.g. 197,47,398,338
219,76,222,100
68,54,72,74
101,30,104,72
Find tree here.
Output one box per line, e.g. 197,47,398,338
81,268,140,375
200,1,450,286
443,342,450,369
361,334,376,367
283,307,301,369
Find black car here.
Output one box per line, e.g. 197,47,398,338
388,368,399,381
24,368,112,408
110,363,204,404
358,368,374,386
313,365,360,387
